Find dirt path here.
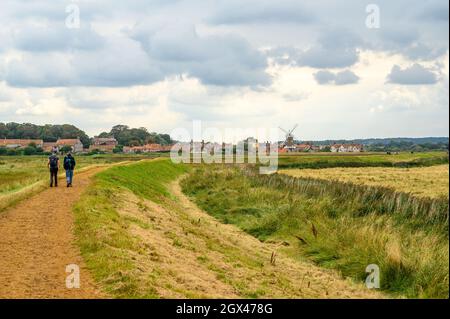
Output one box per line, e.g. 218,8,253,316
0,167,106,299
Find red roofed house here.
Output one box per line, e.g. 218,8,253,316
0,139,43,149
56,138,84,153
296,143,312,152
43,142,58,153
89,137,118,153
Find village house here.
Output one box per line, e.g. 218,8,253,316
0,139,44,149
296,143,312,152
42,142,58,153
56,138,84,153
123,143,172,153
330,144,364,153
89,137,118,153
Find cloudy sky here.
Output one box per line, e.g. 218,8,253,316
0,0,448,141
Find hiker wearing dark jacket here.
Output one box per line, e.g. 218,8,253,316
48,152,60,187
63,152,76,187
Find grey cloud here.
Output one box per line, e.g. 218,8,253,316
314,70,336,84
5,37,163,87
403,43,448,61
133,25,271,87
282,92,309,102
209,0,315,25
7,0,181,21
375,27,447,61
335,70,360,85
301,30,362,68
269,29,362,68
417,1,449,22
13,24,104,52
381,29,419,47
5,24,270,88
1,0,448,89
300,46,359,68
314,70,359,85
387,63,439,85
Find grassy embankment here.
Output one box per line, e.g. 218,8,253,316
181,156,449,298
0,154,162,212
73,159,188,298
73,159,380,298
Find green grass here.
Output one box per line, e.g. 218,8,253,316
73,159,189,297
94,158,189,202
0,154,166,192
276,152,449,169
181,164,449,298
0,154,161,212
74,159,381,299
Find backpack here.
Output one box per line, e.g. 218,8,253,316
49,155,58,169
64,156,73,170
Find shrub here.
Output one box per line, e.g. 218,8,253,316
113,145,123,153
6,149,19,156
59,145,73,154
23,146,37,155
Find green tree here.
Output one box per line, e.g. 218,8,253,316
23,146,37,155
113,145,123,153
60,145,73,154
0,122,90,148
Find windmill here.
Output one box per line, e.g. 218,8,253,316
279,124,298,152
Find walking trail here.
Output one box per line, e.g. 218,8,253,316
0,167,106,299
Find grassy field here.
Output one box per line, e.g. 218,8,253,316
280,165,449,199
181,164,449,298
72,159,380,298
277,151,448,169
2,151,448,298
0,154,164,212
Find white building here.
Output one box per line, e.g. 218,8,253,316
330,144,364,153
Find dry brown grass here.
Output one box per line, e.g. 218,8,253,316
279,165,449,199
101,178,384,299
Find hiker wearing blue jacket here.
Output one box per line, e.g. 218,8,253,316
63,152,76,187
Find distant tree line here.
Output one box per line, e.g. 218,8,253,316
0,122,174,151
0,122,90,148
97,124,174,147
298,137,449,152
364,140,449,152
